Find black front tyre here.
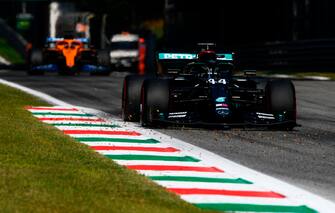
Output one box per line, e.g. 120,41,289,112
140,79,169,127
265,79,296,130
122,75,148,121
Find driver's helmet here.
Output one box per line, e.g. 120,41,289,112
198,50,217,64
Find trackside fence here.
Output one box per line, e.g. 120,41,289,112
235,39,335,71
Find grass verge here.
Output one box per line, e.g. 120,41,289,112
0,83,209,213
0,38,24,64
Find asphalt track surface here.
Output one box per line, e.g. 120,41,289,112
1,69,334,202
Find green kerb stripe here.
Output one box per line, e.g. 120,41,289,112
105,155,200,162
52,123,120,128
194,203,317,213
32,112,94,117
75,137,160,144
149,176,252,184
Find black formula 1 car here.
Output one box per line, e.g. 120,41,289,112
27,37,111,75
122,44,297,130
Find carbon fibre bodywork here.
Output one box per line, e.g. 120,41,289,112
145,74,295,127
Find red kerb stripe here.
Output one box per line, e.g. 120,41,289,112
168,188,285,198
127,165,224,172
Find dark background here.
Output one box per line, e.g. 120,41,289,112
1,0,335,69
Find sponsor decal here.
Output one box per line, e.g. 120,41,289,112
158,53,197,60
158,53,234,61
169,112,187,115
256,112,275,120
217,53,234,61
215,97,226,103
216,103,228,107
168,112,187,118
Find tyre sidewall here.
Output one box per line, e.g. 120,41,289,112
265,79,296,128
122,75,149,121
140,79,169,127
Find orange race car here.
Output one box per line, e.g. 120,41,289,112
28,37,110,75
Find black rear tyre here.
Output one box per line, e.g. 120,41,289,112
140,79,169,127
265,79,296,130
122,75,148,121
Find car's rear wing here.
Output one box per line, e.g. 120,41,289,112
157,52,233,61
156,52,233,74
156,53,196,74
158,53,197,60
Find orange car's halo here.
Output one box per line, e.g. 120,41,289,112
56,39,83,68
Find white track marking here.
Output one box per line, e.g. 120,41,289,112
180,195,305,205
304,76,331,81
0,79,72,106
0,56,10,65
